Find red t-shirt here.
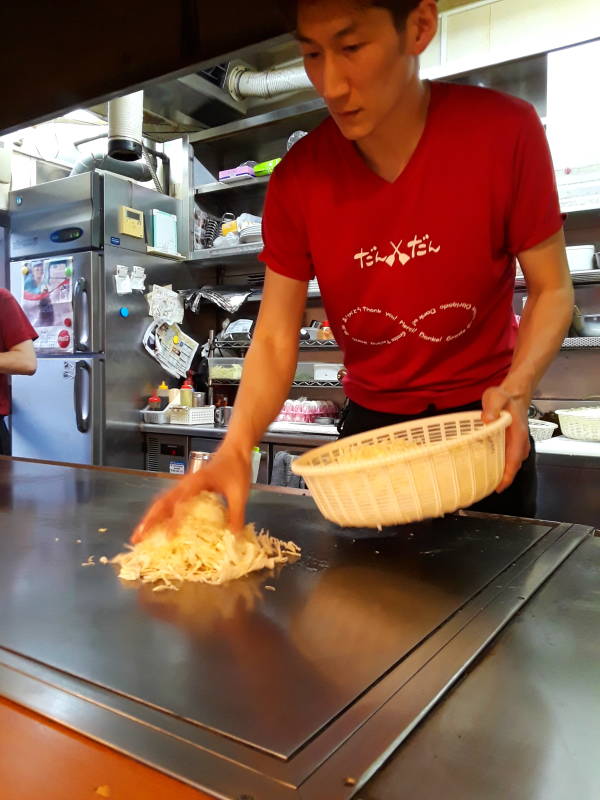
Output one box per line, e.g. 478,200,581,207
260,81,563,414
0,289,38,415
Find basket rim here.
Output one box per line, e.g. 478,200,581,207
292,410,512,478
528,419,558,429
557,407,600,419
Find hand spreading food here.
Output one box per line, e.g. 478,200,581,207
115,492,300,592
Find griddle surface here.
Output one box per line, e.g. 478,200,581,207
0,460,552,758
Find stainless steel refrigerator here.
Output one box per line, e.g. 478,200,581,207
9,170,193,469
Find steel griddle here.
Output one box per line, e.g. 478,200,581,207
0,458,592,799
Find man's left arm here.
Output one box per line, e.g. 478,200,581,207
0,340,37,376
483,228,573,492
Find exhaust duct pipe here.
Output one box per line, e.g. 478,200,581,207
227,64,312,101
70,151,152,181
108,90,144,161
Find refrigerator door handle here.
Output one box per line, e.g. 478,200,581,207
74,361,91,434
73,277,90,352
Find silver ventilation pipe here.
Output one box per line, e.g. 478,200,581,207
227,64,312,101
70,151,152,181
108,90,144,161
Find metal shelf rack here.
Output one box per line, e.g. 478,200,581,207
213,339,339,351
211,378,341,389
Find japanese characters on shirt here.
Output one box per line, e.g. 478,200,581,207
343,234,477,347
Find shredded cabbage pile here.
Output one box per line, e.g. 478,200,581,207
113,492,300,592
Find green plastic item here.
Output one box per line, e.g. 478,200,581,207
254,158,282,177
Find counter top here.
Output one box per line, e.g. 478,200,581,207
0,456,596,800
141,421,337,447
362,534,600,800
536,434,600,457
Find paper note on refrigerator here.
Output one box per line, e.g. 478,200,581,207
142,321,199,379
146,284,184,325
130,266,147,292
115,265,132,295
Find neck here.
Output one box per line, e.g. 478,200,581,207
355,77,431,183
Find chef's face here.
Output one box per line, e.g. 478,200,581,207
297,0,437,141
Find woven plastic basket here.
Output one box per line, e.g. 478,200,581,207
528,419,558,442
291,410,511,528
169,405,215,426
557,407,600,442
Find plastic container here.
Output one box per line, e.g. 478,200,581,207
157,381,170,401
528,419,558,442
251,447,262,483
292,410,511,528
180,378,194,407
566,245,595,273
314,363,343,381
294,362,314,382
169,405,216,426
209,358,244,381
141,405,170,425
557,407,600,441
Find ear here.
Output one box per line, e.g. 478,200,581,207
406,0,439,57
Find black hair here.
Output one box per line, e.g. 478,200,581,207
290,0,435,31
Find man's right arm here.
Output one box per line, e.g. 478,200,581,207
132,268,308,540
221,268,309,463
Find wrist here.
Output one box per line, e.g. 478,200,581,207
218,434,253,464
500,372,535,405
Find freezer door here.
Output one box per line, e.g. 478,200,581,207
10,252,104,355
11,356,104,465
9,172,102,259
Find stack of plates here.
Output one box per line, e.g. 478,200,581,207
239,224,263,245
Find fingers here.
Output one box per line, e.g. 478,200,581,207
225,482,249,534
482,386,511,423
131,493,175,544
496,424,530,493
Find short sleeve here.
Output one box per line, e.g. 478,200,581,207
507,107,564,256
259,162,314,281
0,291,38,348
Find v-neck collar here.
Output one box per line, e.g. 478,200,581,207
338,80,441,189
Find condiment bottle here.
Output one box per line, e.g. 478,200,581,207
148,394,162,411
157,381,170,410
180,379,194,407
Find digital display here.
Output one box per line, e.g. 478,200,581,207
127,209,141,220
160,444,185,457
50,227,83,243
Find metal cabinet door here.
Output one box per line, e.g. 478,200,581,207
11,355,104,465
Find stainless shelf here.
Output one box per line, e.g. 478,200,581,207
561,337,600,350
214,339,339,351
189,97,327,145
212,378,341,388
515,269,600,289
194,176,270,196
189,242,263,263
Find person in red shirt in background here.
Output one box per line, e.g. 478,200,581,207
0,289,38,455
134,0,573,540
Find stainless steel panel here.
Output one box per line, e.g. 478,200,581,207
535,350,600,401
102,250,199,470
0,459,560,757
360,535,600,800
9,172,102,259
146,433,190,473
0,460,592,800
11,357,104,464
102,172,178,254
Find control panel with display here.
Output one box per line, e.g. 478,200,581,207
118,205,145,239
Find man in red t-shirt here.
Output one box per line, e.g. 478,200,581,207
0,289,38,455
135,0,573,539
